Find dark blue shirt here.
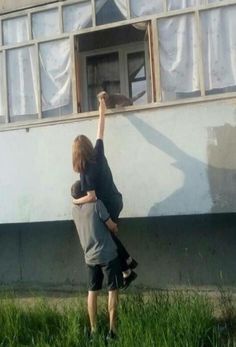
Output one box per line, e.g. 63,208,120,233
80,139,122,209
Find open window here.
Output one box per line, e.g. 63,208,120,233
76,23,152,112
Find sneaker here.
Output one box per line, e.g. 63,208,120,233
129,259,138,269
122,271,137,290
106,330,117,342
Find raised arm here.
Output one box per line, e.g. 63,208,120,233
97,97,106,140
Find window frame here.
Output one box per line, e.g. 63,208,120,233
0,0,235,131
79,40,151,112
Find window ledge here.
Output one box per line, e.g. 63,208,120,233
1,92,236,132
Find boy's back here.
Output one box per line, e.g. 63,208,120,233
72,200,117,265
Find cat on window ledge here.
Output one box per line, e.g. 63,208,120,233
97,90,145,109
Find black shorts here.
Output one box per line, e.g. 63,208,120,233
87,257,123,291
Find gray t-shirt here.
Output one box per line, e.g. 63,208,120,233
72,200,117,265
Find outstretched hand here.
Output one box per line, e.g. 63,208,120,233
99,97,107,115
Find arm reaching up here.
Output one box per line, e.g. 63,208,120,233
97,97,106,140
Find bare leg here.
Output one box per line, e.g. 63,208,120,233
108,290,119,333
88,290,99,332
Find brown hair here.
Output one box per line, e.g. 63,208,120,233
72,135,94,173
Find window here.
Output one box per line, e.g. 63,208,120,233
167,0,205,11
130,0,163,17
39,39,73,117
77,24,151,111
0,0,235,129
157,14,200,101
0,52,5,123
95,0,128,25
7,46,38,122
32,9,60,39
3,16,29,45
200,5,236,95
63,1,92,32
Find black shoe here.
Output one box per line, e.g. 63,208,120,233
89,330,97,344
106,330,117,342
122,271,137,290
129,259,138,269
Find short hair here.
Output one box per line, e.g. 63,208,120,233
71,180,86,199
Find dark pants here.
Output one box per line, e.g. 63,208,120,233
105,194,130,272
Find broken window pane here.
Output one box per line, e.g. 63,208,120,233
3,16,29,45
63,1,92,33
32,8,60,39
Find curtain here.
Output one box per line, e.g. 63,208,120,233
113,0,127,17
0,53,4,117
158,14,199,100
63,1,92,32
32,8,60,39
168,0,204,10
3,16,29,45
7,46,38,118
130,0,163,17
201,6,236,92
39,39,72,112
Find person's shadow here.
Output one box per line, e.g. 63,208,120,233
128,115,236,215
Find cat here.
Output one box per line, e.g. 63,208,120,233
97,90,145,109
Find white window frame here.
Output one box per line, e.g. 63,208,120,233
0,0,235,131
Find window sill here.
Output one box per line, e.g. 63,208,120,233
1,91,236,132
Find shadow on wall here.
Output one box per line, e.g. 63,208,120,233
128,116,236,215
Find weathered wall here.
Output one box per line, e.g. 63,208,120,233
0,214,235,290
0,0,58,14
1,99,236,224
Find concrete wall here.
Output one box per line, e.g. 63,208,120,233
1,99,236,224
0,214,235,290
0,0,59,14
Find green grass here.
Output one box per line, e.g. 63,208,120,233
0,291,234,347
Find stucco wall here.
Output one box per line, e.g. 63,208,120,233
0,0,59,14
1,99,236,223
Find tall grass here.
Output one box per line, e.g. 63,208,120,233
0,291,234,347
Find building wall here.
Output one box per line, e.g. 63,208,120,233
1,1,236,291
1,99,236,224
0,0,58,14
0,214,235,290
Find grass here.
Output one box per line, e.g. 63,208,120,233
0,291,235,347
